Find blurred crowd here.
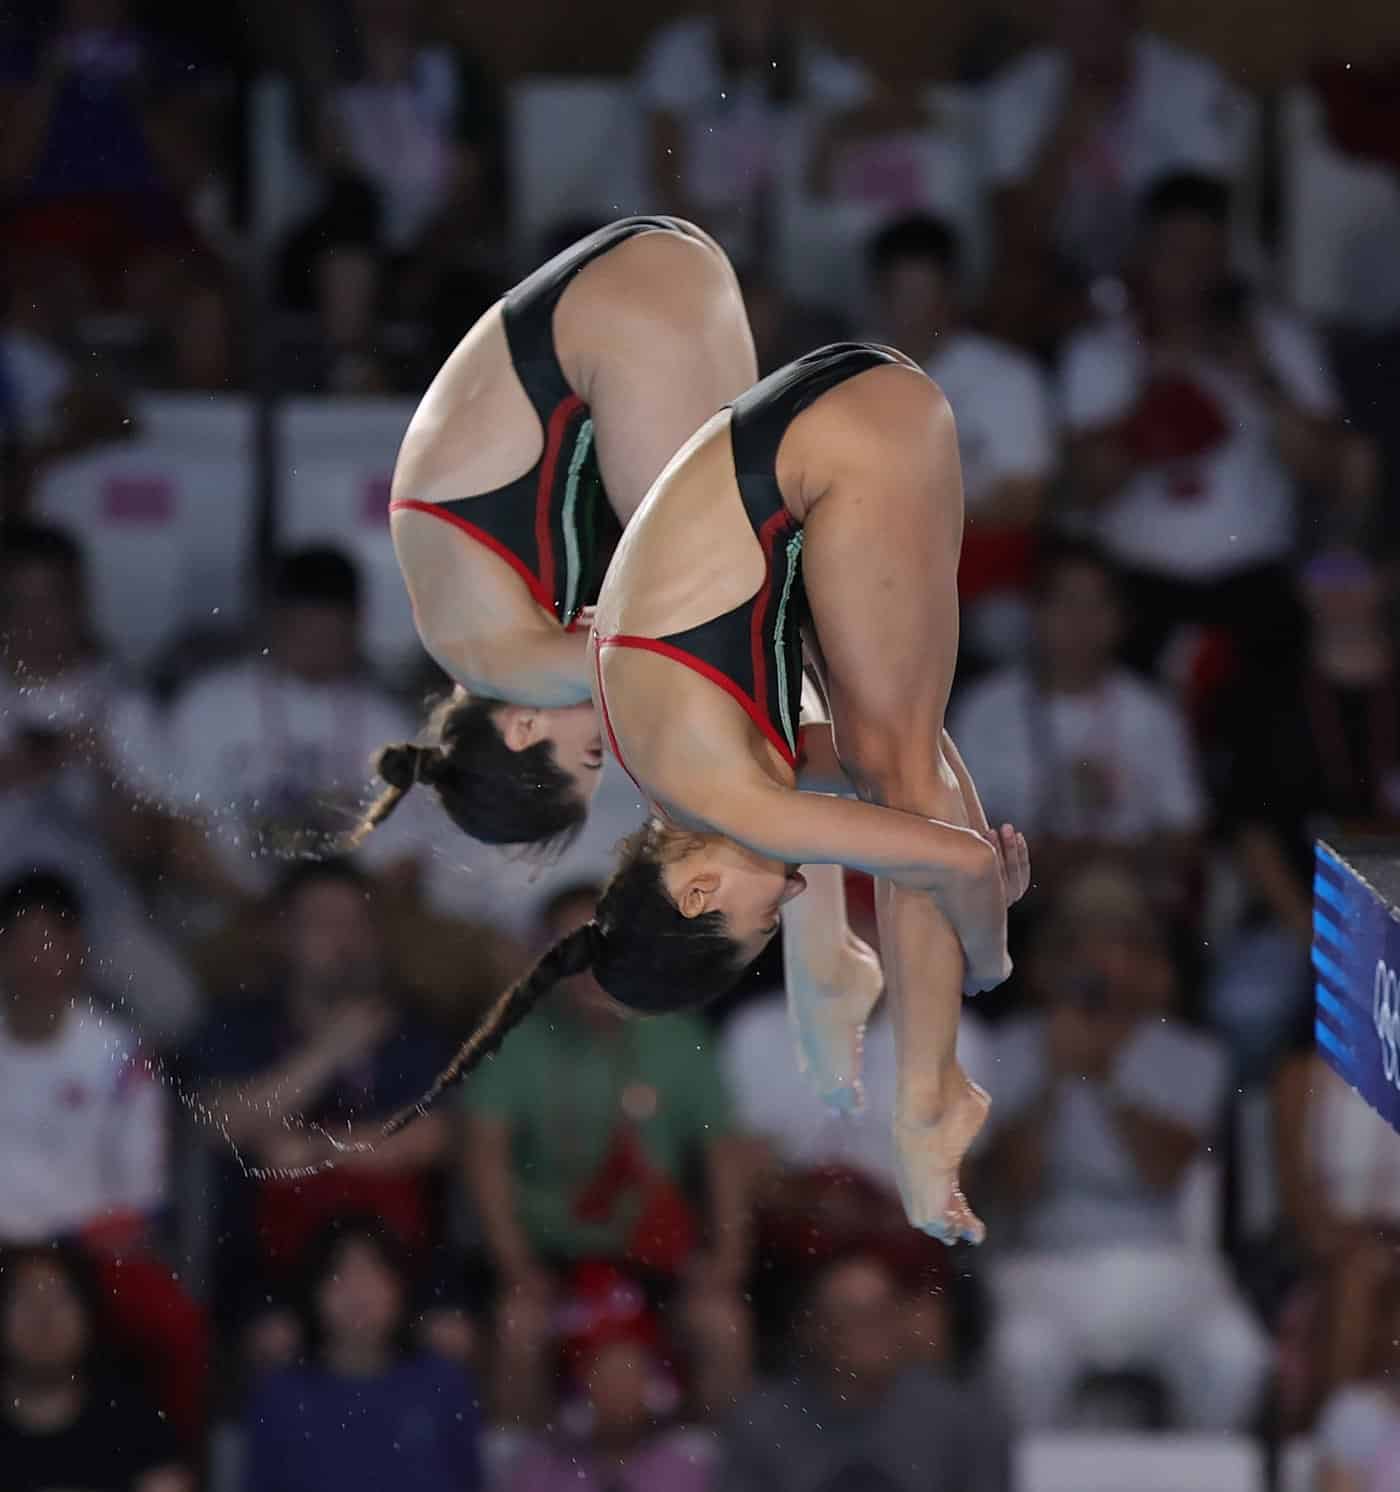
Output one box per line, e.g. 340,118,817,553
3,0,1400,1490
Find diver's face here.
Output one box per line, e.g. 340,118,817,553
663,835,807,963
500,700,606,807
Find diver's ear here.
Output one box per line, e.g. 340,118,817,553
676,869,721,920
498,705,539,752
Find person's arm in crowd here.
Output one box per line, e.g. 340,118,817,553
1036,833,1200,917
805,85,928,197
260,1109,452,1176
165,814,260,912
984,1010,1202,1200
681,1017,753,1288
976,1083,1055,1204
139,57,218,204
1104,1022,1216,1192
462,1111,545,1288
965,354,1055,528
199,1000,390,1150
700,1132,755,1288
1132,829,1202,893
1065,423,1139,509
993,71,1118,254
1245,308,1359,501
1272,1050,1315,1241
1235,823,1313,942
1274,1052,1351,1259
1269,399,1346,491
1104,1100,1200,1190
463,1109,557,1425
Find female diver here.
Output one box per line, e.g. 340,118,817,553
350,216,757,853
361,344,1029,1246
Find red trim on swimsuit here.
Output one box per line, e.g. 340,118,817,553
594,633,800,790
389,499,555,613
387,393,586,621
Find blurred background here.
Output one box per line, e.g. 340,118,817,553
1,0,1399,1489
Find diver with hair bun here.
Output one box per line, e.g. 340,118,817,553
348,217,757,857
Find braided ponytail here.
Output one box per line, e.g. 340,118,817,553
243,921,603,1180
378,919,602,1137
343,742,437,851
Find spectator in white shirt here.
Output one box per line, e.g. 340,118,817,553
0,869,210,1450
984,0,1250,285
0,520,198,1044
0,519,165,818
0,871,164,1248
974,867,1268,1431
867,214,1055,663
1274,1018,1400,1418
162,546,431,917
949,538,1205,918
1061,171,1348,675
636,0,866,264
1317,1289,1400,1492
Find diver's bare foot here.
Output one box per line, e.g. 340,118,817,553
788,938,883,1112
894,1072,990,1246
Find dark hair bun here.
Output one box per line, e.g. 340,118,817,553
375,742,429,792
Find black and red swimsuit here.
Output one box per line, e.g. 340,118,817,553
595,343,900,783
388,216,701,630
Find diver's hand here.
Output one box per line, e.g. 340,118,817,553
985,822,1031,906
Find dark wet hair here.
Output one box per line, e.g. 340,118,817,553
867,212,961,284
1139,170,1231,229
333,822,747,1150
347,692,587,853
0,869,84,930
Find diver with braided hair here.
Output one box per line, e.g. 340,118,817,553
348,217,757,857
318,347,1028,1253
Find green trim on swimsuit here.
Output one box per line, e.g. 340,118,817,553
773,529,805,754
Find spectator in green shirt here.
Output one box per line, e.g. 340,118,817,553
464,882,754,1427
